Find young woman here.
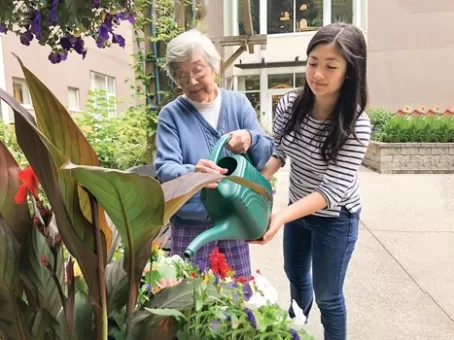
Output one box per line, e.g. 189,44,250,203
251,23,371,340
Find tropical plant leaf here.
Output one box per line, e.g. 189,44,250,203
19,226,64,320
161,172,272,222
126,311,175,340
73,291,95,339
0,220,30,340
29,308,62,340
60,162,165,313
0,87,100,305
106,257,128,317
15,55,112,252
144,308,186,321
0,141,32,244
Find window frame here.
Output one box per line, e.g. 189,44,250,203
67,87,81,112
89,71,117,116
235,0,366,36
12,77,33,109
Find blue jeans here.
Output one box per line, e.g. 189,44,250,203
283,207,360,340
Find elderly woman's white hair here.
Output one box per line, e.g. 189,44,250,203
164,29,221,82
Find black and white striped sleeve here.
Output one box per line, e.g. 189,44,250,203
272,93,293,166
315,113,371,209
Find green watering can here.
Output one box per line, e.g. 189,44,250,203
183,135,274,259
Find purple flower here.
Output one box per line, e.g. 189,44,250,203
245,308,257,328
211,319,221,332
0,24,7,33
20,31,34,46
146,284,152,291
50,0,59,24
60,36,72,50
197,259,206,273
290,329,301,340
98,24,110,42
93,0,100,5
112,34,125,48
30,10,41,39
74,38,85,54
117,12,135,24
214,274,220,285
96,39,105,49
48,51,62,64
243,282,253,301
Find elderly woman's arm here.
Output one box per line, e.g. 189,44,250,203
240,94,274,170
154,111,195,182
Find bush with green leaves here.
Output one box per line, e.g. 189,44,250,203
74,90,148,170
368,110,454,143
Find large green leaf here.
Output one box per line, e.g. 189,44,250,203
106,258,128,317
0,141,32,244
60,162,165,313
0,220,30,340
19,226,64,320
15,56,112,253
0,87,100,305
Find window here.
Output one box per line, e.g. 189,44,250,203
267,0,324,34
332,0,353,23
12,78,32,107
238,75,260,117
68,87,80,111
90,72,116,115
238,0,261,35
268,73,306,89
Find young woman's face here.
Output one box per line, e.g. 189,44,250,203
306,43,347,99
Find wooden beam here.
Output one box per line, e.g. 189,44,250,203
211,34,267,47
242,0,254,53
175,0,186,27
221,45,246,73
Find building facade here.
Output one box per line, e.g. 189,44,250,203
204,0,454,130
0,21,136,123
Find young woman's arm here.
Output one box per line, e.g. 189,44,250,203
260,156,282,180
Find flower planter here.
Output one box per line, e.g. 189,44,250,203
363,141,454,174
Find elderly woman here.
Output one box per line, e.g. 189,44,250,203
154,29,273,278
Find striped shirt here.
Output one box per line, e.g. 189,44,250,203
273,92,371,217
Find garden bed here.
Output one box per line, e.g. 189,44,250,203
363,141,454,174
364,108,454,174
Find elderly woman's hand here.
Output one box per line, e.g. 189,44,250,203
226,130,252,154
195,159,228,189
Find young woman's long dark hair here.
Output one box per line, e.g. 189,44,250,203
279,23,368,164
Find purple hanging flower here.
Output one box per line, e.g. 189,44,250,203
50,0,59,24
30,10,41,39
20,31,34,46
117,12,135,24
290,329,301,340
112,34,125,48
245,308,257,328
98,24,110,42
60,36,72,50
96,39,105,49
0,24,7,33
74,38,85,54
48,51,61,64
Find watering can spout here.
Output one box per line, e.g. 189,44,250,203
183,215,245,259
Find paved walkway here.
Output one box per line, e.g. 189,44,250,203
250,164,454,340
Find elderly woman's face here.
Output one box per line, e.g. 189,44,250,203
174,49,217,103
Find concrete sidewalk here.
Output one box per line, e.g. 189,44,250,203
250,165,454,340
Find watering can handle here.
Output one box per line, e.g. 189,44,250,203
210,134,253,164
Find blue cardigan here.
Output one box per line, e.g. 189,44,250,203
154,88,273,224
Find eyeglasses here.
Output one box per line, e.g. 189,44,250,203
174,65,209,85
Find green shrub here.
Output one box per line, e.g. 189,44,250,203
74,90,148,169
367,108,393,130
373,115,454,143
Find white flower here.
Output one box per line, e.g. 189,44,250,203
244,293,268,310
252,274,279,304
288,299,307,331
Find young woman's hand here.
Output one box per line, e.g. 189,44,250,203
249,212,285,245
226,130,252,154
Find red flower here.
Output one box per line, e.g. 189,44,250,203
209,247,233,279
236,276,248,284
14,166,39,204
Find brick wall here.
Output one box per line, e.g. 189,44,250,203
363,141,454,174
